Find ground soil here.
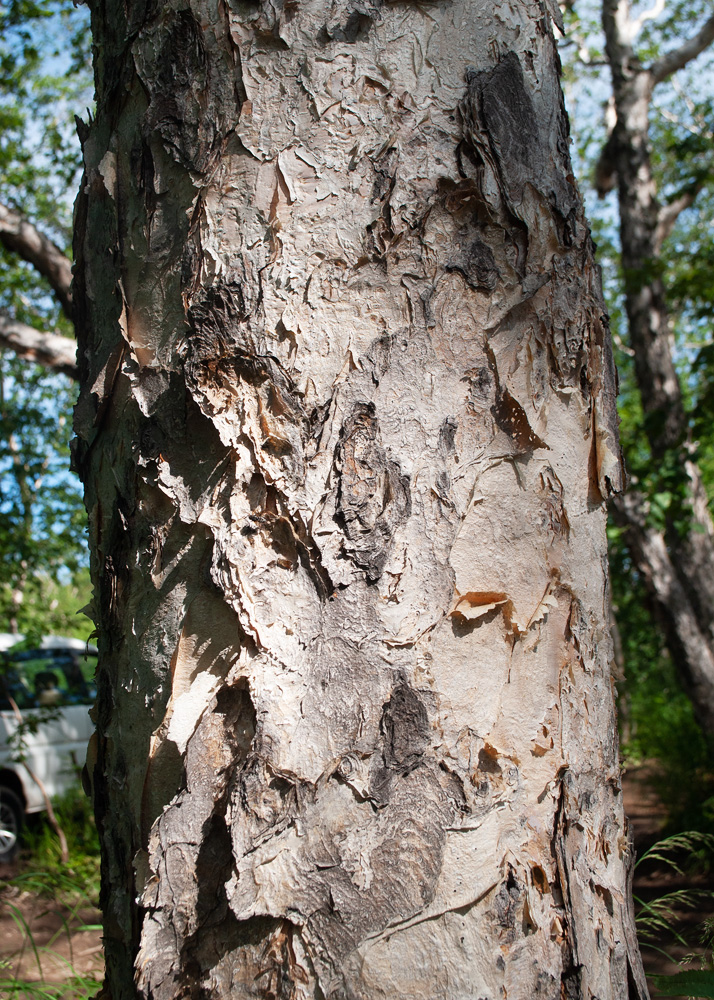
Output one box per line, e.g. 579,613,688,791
0,765,711,994
0,870,102,986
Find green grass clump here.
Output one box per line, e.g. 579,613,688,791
0,783,102,1000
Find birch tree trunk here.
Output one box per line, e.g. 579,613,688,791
74,0,647,997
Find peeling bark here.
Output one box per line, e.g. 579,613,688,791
74,0,645,997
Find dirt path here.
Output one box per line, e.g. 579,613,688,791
0,877,103,986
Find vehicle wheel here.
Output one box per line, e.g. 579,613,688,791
0,787,24,863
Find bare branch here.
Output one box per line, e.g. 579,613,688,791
630,0,665,39
0,202,73,318
0,313,78,379
651,13,714,85
654,189,699,249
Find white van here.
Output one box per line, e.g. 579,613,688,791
0,636,97,862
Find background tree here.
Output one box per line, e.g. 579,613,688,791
0,0,90,640
74,0,648,997
561,0,714,828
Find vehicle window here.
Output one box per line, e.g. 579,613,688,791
0,650,97,710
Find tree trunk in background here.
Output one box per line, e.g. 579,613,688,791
74,0,647,997
602,0,714,735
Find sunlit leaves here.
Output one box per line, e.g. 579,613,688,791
0,0,91,639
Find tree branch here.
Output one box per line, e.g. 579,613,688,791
654,188,699,249
0,314,78,379
629,0,665,39
0,203,73,318
651,13,714,85
610,490,714,735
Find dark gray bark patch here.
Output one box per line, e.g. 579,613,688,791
188,914,291,999
243,484,334,597
465,365,495,410
370,146,399,205
186,279,259,362
447,237,499,292
318,10,375,45
370,677,430,805
460,51,577,239
362,333,395,385
186,287,298,442
231,755,298,852
539,465,570,539
299,636,383,759
135,8,242,174
305,765,452,994
492,866,525,944
471,53,540,202
546,257,590,394
222,679,452,995
137,392,232,523
336,402,411,581
438,415,457,455
186,279,309,484
381,677,429,770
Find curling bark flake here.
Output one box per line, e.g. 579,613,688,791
74,0,646,997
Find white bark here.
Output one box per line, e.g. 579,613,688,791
74,0,646,997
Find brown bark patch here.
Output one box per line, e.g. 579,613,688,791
336,402,411,581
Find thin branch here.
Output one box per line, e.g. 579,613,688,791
654,189,699,249
651,13,714,85
0,313,78,379
630,0,665,39
0,202,73,318
660,106,713,139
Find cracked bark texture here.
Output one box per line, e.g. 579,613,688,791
74,0,647,997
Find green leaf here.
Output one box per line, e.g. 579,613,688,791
651,970,714,997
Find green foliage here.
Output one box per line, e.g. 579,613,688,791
634,834,714,995
0,352,90,641
0,0,92,227
563,1,714,835
19,785,101,903
612,529,714,830
0,967,102,1000
651,970,714,998
0,0,92,640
